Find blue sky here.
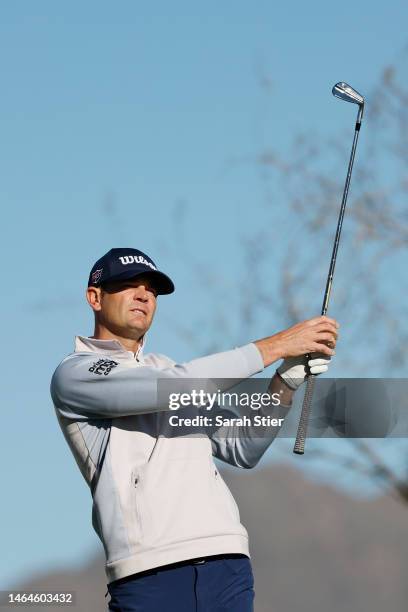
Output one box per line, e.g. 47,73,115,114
1,1,407,589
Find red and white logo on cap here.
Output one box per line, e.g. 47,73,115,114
91,269,103,284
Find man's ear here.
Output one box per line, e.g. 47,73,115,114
86,286,103,312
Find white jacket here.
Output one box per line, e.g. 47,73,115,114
50,336,284,583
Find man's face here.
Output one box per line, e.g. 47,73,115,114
88,275,158,340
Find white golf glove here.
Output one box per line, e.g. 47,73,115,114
277,354,331,391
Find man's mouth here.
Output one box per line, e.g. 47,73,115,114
130,308,146,316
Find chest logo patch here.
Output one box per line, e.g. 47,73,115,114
89,359,119,376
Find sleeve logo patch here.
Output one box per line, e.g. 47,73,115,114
89,359,119,376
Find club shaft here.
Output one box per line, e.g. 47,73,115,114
321,111,362,315
293,107,363,455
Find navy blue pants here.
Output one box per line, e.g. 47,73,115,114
107,554,254,611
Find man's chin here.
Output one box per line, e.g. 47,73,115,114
125,323,150,339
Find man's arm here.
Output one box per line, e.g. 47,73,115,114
50,343,264,420
209,347,336,468
51,315,338,421
208,372,295,468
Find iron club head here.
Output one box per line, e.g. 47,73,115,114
332,82,364,106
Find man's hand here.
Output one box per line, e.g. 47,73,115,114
277,354,332,390
254,315,339,368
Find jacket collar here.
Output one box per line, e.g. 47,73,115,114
74,335,145,361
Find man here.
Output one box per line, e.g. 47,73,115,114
50,247,338,612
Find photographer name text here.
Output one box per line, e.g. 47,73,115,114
168,415,284,427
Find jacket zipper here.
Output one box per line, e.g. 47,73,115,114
132,471,143,532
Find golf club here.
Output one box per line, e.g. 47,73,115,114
293,82,365,455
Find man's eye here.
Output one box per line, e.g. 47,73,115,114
122,283,157,296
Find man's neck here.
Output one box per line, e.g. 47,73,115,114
92,325,143,355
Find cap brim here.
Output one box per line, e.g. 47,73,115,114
100,270,175,295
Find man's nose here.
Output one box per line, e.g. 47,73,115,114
133,287,149,301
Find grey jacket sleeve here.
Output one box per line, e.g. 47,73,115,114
208,402,292,469
50,343,264,420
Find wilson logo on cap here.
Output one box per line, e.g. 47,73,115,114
118,256,157,270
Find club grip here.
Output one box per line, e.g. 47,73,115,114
293,374,316,455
